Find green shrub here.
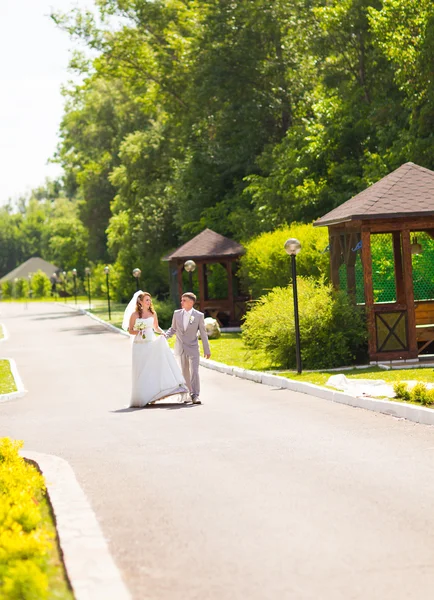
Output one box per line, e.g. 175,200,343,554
30,271,51,298
427,389,434,406
238,223,329,298
393,382,411,401
242,278,367,369
153,298,176,329
1,281,12,299
0,438,53,599
411,382,431,405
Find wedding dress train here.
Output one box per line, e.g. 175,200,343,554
130,317,188,407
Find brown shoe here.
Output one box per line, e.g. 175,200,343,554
191,394,202,405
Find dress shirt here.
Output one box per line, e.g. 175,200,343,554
183,308,193,330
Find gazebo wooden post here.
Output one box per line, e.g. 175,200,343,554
177,262,183,301
346,232,357,298
329,231,341,289
361,229,375,357
401,229,418,355
197,261,206,312
392,231,405,304
226,259,235,321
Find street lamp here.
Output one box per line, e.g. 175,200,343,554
85,267,91,310
62,271,67,301
284,238,302,374
184,259,196,290
72,268,78,305
104,266,111,320
132,267,141,291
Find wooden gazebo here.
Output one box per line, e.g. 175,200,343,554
163,228,247,325
315,162,434,362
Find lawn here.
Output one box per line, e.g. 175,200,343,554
277,366,434,386
0,359,17,394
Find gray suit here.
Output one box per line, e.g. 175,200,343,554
165,309,210,396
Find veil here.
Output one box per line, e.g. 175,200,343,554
122,290,144,331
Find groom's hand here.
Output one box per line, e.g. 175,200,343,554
204,353,211,359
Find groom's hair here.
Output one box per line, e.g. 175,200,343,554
182,292,197,302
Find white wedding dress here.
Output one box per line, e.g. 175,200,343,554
130,317,188,407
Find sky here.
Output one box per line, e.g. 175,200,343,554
0,0,93,204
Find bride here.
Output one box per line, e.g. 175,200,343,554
122,290,189,407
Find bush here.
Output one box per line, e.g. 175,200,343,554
238,223,329,298
411,382,432,406
153,298,176,329
1,281,13,299
242,278,367,370
30,271,51,298
0,438,53,599
393,382,411,401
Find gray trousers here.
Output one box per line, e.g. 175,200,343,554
180,352,200,396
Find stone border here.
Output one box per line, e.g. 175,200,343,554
0,358,27,403
21,451,132,600
199,359,434,427
61,304,434,426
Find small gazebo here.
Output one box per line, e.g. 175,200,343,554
315,162,434,362
163,228,246,325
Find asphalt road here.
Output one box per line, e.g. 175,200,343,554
1,302,434,600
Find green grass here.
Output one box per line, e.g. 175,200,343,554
0,359,17,394
277,366,434,386
38,491,75,599
87,300,127,329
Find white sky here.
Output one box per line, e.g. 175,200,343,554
0,0,93,204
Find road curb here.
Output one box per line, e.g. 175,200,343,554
200,359,434,427
0,357,27,403
21,451,132,600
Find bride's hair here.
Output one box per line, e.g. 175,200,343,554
136,292,155,317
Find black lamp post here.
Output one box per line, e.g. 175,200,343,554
85,267,91,310
104,266,111,320
62,271,67,301
284,238,302,374
132,267,141,291
184,259,196,291
72,268,78,305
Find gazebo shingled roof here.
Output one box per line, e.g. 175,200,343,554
163,228,244,261
315,162,434,227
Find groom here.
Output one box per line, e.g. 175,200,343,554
165,292,211,404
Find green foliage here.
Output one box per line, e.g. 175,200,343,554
239,224,330,298
411,382,433,406
242,278,368,369
30,271,52,299
393,381,411,401
1,281,13,299
0,439,51,599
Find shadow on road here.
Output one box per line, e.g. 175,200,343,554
112,403,197,412
59,326,111,336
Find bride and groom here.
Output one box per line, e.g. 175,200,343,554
122,290,211,407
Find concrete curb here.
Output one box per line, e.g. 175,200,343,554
0,323,9,342
60,304,130,337
199,358,434,427
21,451,132,600
0,357,27,403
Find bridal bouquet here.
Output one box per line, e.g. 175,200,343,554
135,320,150,339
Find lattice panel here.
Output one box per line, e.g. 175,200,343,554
411,231,434,301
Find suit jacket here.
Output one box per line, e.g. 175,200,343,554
166,308,210,357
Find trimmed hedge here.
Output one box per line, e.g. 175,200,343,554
0,439,55,599
238,223,329,298
242,278,368,370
